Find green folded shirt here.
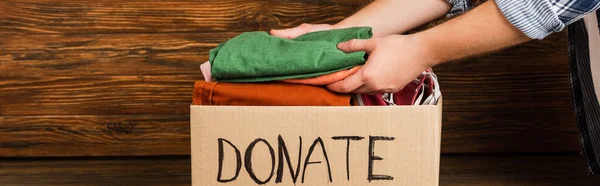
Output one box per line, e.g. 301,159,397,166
208,27,373,82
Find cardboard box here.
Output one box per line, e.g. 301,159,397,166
191,101,442,186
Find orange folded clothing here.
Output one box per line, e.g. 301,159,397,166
280,66,361,85
193,81,351,106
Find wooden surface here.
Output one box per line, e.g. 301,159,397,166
0,0,590,184
1,155,598,185
0,0,582,174
0,1,578,155
0,156,191,186
438,32,577,153
439,155,600,185
0,116,189,156
0,0,372,35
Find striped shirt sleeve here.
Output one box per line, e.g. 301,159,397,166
495,0,600,39
445,0,600,39
446,0,471,17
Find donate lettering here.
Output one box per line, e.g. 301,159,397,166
216,135,395,184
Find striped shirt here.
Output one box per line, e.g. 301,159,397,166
447,0,600,39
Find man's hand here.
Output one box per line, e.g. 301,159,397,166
270,23,436,94
269,23,336,39
328,0,531,94
267,1,530,95
327,34,436,94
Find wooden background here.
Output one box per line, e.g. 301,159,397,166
0,0,598,185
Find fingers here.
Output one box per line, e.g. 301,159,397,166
327,39,376,93
327,39,377,93
337,39,376,53
327,67,366,93
327,65,405,94
308,24,335,33
350,84,377,94
280,66,362,85
269,24,333,39
268,29,292,39
269,27,306,39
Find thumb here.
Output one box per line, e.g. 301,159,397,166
270,24,333,39
337,39,376,53
326,67,366,93
269,26,306,39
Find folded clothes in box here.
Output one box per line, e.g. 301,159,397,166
192,81,352,106
207,27,373,82
192,68,440,106
195,27,441,106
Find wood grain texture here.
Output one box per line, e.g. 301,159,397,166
0,0,579,155
1,155,597,185
0,157,191,186
0,112,577,157
437,31,579,153
0,32,572,114
0,33,217,116
0,0,371,35
440,155,600,186
435,32,571,112
442,111,578,153
1,32,578,155
0,116,189,157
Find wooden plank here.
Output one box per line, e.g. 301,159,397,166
437,31,579,153
0,157,191,186
0,33,218,116
0,155,597,185
0,74,196,116
0,115,190,157
435,31,572,112
0,0,371,35
0,33,230,76
442,111,579,153
440,155,600,186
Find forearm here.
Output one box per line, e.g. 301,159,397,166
417,0,531,65
335,0,452,37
